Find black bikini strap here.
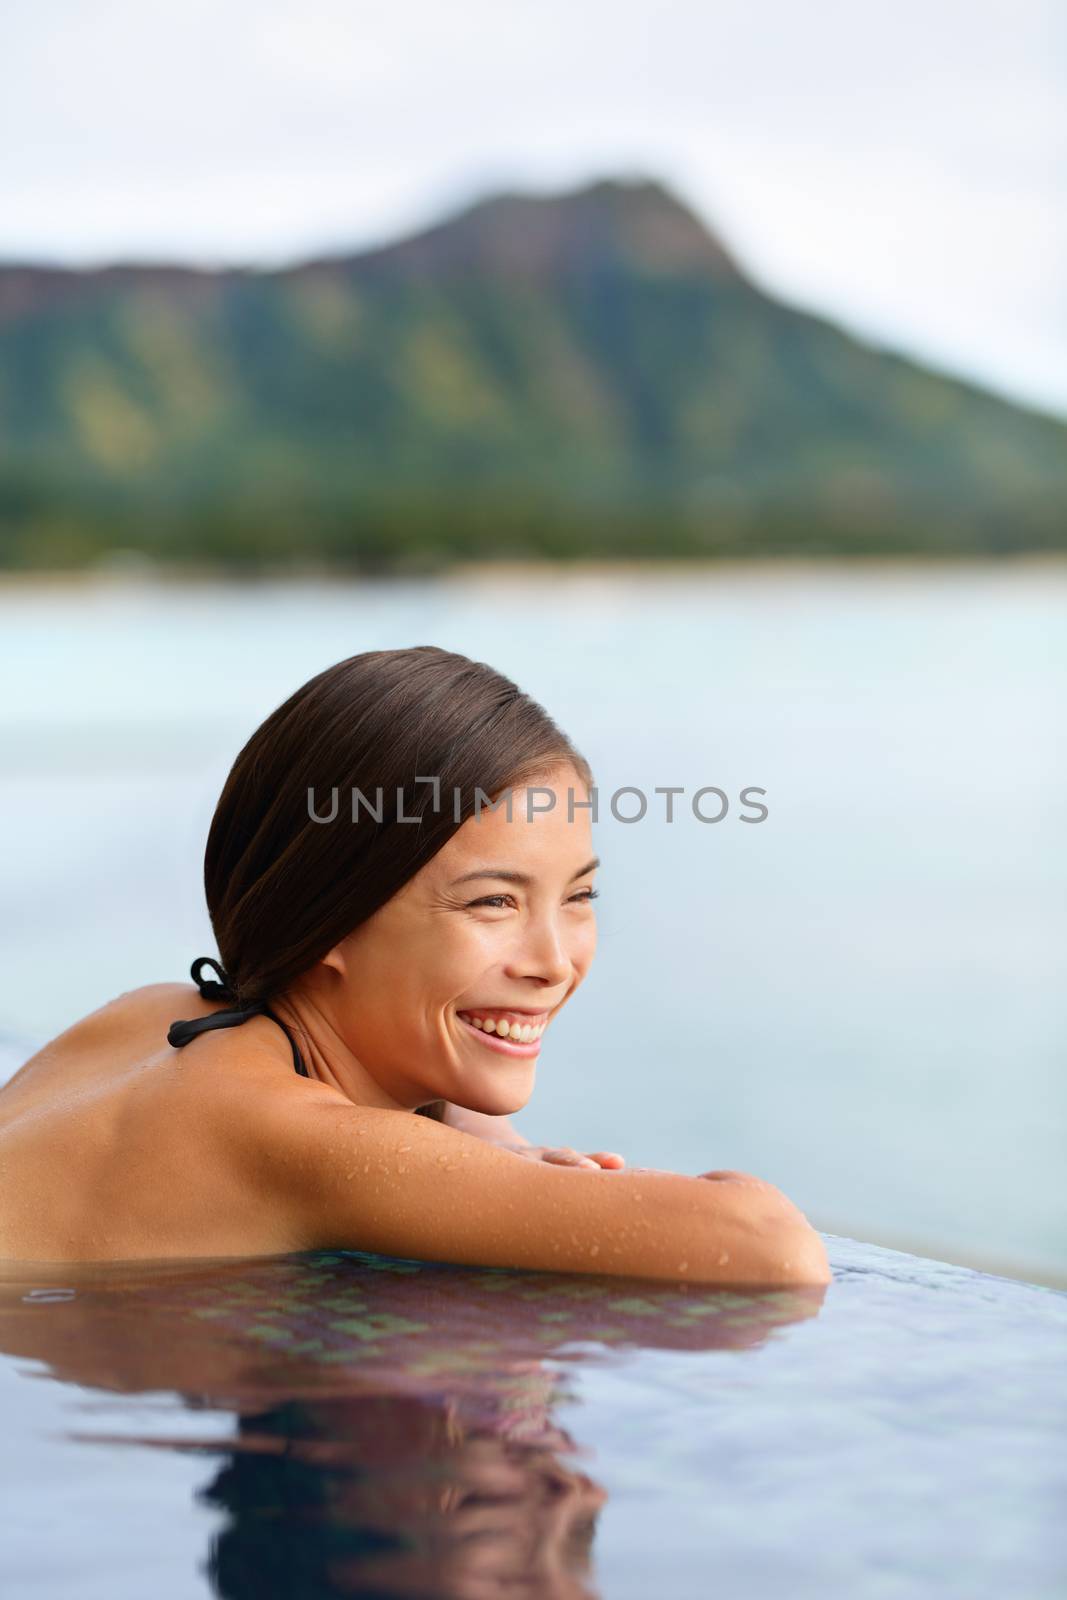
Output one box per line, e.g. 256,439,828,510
263,1006,311,1079
166,1007,267,1049
167,957,310,1077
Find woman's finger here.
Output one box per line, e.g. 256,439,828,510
585,1151,626,1168
542,1148,598,1168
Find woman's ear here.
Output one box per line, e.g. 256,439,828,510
318,940,350,981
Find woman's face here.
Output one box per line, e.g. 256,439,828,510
323,761,598,1115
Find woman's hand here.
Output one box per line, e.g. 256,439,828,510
501,1143,625,1170
439,1104,624,1168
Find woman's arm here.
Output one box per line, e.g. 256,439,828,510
247,1095,831,1287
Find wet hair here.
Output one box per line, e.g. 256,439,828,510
203,646,593,1118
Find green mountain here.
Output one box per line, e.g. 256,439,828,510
1,176,1064,570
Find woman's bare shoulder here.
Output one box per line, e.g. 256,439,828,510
6,986,200,1078
48,982,202,1040
16,983,298,1098
110,981,204,1018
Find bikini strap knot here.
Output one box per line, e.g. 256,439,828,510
190,956,239,1004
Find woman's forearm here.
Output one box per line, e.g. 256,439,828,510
281,1100,831,1286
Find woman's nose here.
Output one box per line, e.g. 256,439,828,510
509,916,572,987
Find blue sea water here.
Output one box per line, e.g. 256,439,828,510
0,561,1065,1281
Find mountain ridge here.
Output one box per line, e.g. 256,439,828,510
305,177,748,288
0,175,1063,570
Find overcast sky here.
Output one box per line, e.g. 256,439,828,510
2,0,1064,416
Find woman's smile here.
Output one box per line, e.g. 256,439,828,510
454,1007,549,1057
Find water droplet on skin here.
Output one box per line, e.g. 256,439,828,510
589,1244,600,1256
718,1252,730,1265
677,1261,689,1273
398,1144,411,1153
22,1288,75,1303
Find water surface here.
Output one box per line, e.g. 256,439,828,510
1,1236,1063,1597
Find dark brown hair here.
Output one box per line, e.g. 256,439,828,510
203,646,593,1117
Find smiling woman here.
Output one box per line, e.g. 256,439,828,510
0,646,829,1285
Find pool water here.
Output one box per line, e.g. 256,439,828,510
1,1236,1063,1598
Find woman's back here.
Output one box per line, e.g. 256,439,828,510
0,985,326,1262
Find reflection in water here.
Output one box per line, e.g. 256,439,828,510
0,1252,825,1597
200,1393,605,1598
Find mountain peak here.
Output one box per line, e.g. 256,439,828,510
349,175,746,285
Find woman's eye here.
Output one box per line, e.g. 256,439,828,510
467,888,599,910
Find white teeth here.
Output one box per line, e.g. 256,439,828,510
460,1013,545,1042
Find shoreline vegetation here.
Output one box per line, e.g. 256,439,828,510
1,550,1065,589
5,511,1064,578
